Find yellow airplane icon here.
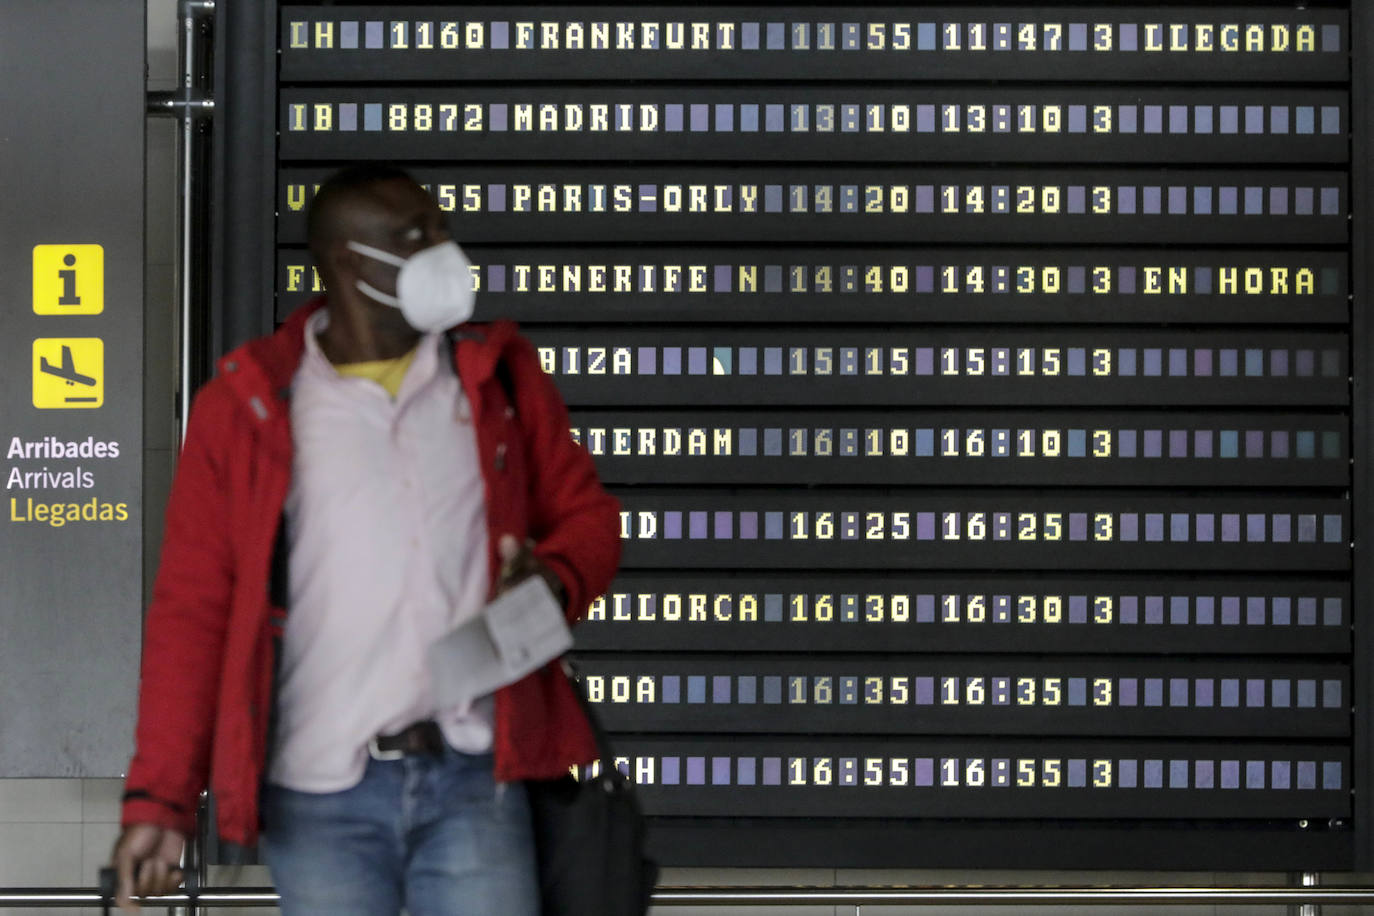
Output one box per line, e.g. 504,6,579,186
32,338,103,408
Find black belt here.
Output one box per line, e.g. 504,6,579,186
368,720,445,760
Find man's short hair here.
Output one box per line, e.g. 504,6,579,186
306,161,414,257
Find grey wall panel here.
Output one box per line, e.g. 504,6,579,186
0,0,145,776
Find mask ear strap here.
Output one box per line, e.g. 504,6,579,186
346,240,407,268
356,279,402,307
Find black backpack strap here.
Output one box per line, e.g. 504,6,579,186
494,355,517,414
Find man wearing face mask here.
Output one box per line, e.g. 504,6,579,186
109,163,621,915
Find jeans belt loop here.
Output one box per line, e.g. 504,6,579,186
367,737,407,762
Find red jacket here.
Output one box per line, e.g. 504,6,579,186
121,301,619,850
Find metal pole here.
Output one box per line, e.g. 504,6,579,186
1350,0,1374,887
164,0,212,889
12,884,1374,909
147,0,215,445
176,0,198,446
158,4,217,904
170,794,207,916
1300,872,1321,916
171,824,195,916
647,886,1374,906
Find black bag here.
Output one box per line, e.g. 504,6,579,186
526,666,658,916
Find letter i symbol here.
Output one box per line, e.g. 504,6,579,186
33,243,102,315
59,254,80,305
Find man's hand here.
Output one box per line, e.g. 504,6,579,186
110,823,185,912
495,534,565,603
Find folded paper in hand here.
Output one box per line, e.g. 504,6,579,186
428,576,573,708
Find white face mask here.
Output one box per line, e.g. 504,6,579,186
346,239,476,333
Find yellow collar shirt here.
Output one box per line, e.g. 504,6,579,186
268,310,493,793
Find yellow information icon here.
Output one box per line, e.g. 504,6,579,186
33,244,103,315
33,338,103,409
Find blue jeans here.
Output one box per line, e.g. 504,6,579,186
260,748,538,916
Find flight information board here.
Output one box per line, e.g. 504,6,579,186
229,2,1363,869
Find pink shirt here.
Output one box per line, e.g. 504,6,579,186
268,311,493,793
